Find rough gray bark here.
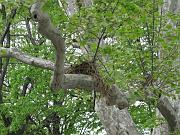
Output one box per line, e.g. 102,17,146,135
152,121,169,135
66,0,77,15
95,98,139,135
153,96,180,134
157,96,180,131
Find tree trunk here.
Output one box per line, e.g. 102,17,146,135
95,98,139,135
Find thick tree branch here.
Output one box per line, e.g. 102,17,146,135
0,47,55,70
0,47,128,109
95,98,139,135
1,46,179,122
64,74,128,110
30,2,65,91
157,96,180,131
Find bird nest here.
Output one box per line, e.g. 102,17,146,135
66,61,110,96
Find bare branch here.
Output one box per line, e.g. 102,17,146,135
0,8,16,44
25,18,36,45
30,2,65,91
93,27,106,62
3,47,179,119
0,47,128,109
0,47,55,70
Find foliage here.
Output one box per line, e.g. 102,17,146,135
0,0,179,134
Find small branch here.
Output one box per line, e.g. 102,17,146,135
0,8,17,44
151,0,156,81
0,6,17,104
0,6,16,127
146,22,154,85
25,18,45,45
25,18,36,45
93,28,106,62
21,77,33,96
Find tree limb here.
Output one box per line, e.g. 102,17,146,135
0,47,128,109
2,46,179,124
0,47,55,70
0,8,16,44
157,96,180,131
30,2,65,91
95,98,139,135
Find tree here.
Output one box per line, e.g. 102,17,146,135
0,0,179,135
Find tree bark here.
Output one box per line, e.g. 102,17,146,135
30,2,65,91
0,1,141,134
95,98,139,135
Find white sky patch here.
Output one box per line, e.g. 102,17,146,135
48,101,54,107
134,101,145,107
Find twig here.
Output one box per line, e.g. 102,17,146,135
93,27,106,62
0,8,17,44
25,18,36,45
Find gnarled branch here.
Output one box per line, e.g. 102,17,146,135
30,2,65,91
0,47,128,109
